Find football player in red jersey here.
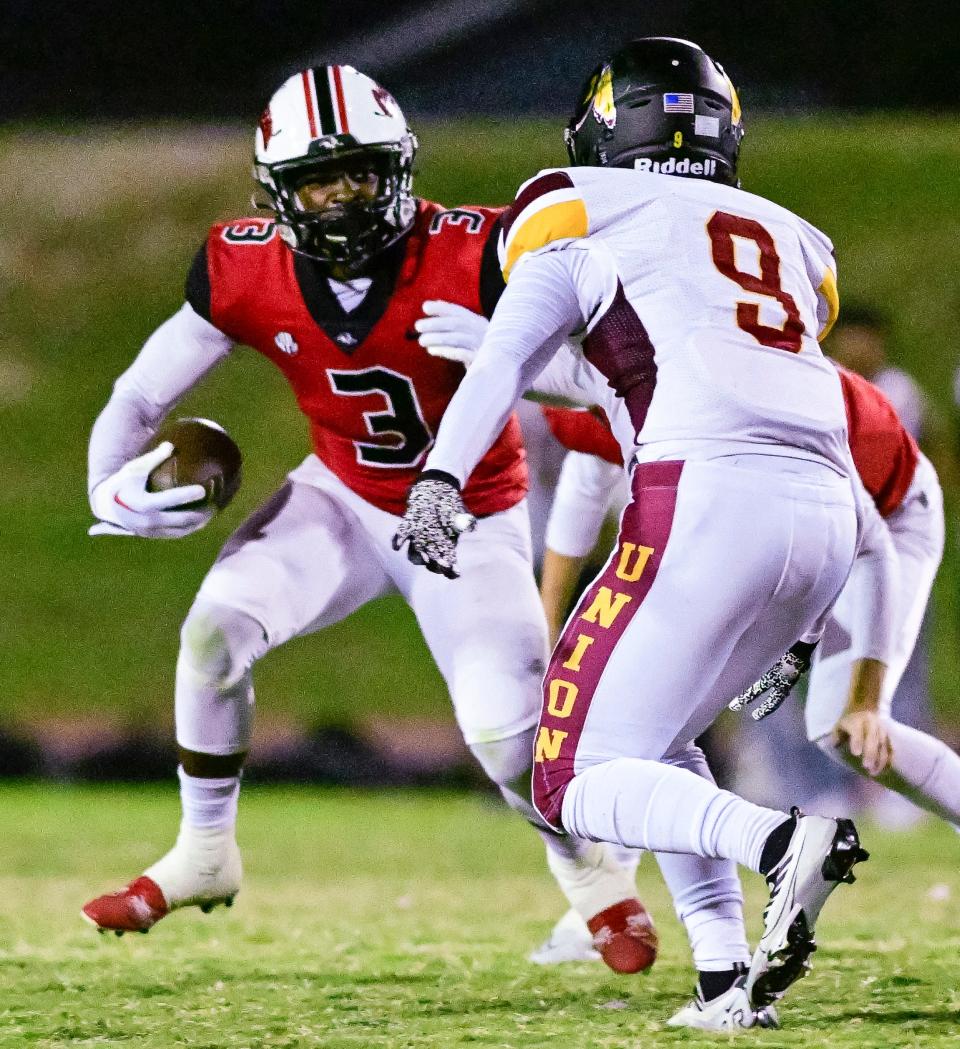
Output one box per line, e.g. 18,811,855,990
80,66,657,969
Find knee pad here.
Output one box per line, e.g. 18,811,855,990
179,600,268,691
469,725,535,790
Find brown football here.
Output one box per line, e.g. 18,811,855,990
144,417,242,510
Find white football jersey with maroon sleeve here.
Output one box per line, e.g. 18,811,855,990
498,166,848,472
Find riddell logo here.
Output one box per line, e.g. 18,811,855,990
634,157,717,177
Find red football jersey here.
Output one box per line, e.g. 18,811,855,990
837,365,919,517
541,406,624,466
186,201,526,516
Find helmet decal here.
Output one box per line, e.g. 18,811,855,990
258,107,274,151
592,65,617,129
723,71,743,126
372,85,398,117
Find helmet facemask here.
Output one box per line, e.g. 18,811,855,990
255,138,417,272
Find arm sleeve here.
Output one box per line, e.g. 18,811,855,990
545,451,623,558
528,342,599,404
184,241,213,322
423,248,598,485
87,302,234,494
844,474,898,664
478,218,506,318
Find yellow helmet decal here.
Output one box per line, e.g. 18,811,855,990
724,72,742,126
592,64,617,129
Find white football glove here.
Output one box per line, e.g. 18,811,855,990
88,442,213,539
414,299,488,366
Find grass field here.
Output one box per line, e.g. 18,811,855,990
0,784,957,1047
4,115,960,734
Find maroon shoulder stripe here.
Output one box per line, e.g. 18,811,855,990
500,171,576,239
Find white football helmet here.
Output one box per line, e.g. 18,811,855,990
254,65,418,270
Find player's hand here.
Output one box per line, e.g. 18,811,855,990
728,640,818,721
88,442,213,539
415,300,488,366
834,709,893,776
391,470,476,579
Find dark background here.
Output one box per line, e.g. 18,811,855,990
6,0,957,122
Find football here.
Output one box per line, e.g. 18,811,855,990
144,417,242,511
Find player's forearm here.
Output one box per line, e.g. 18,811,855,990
88,304,234,492
540,547,588,647
846,479,899,665
425,253,585,484
843,657,887,715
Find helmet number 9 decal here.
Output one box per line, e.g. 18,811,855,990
327,366,433,468
706,211,804,353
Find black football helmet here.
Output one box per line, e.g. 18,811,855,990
565,38,744,186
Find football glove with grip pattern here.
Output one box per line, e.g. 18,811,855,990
729,641,818,721
392,470,476,579
89,442,213,539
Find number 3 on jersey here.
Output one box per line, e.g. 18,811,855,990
706,211,804,353
327,367,433,467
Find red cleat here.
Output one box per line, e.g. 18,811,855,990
588,897,659,973
81,876,170,935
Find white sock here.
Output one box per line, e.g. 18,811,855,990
561,757,787,873
178,766,240,831
653,745,749,968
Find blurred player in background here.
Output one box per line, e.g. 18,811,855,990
831,305,958,823
81,66,656,969
398,37,872,1029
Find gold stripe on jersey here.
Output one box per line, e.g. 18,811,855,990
501,198,589,281
817,267,839,342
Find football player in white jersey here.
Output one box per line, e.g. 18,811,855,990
396,38,870,1029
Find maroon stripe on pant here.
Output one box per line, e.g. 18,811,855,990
533,460,685,829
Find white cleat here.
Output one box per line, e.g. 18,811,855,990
747,810,868,1008
82,825,242,935
529,908,600,965
668,980,779,1031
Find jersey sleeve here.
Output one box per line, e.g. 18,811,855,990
478,215,507,317
184,240,212,322
497,169,590,281
798,219,839,342
545,451,623,558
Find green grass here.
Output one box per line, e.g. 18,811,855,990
4,116,960,728
0,784,957,1047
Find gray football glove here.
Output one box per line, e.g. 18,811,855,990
729,640,818,721
392,470,476,579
